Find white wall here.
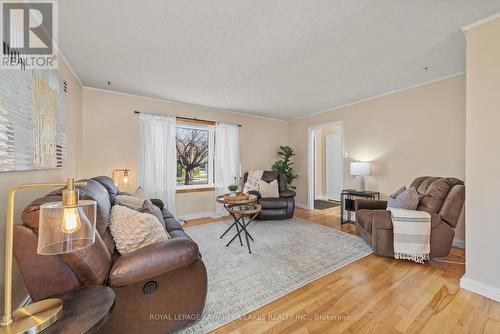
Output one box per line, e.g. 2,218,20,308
460,16,500,302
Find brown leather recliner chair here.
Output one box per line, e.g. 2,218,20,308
355,176,465,258
242,171,296,220
13,176,207,333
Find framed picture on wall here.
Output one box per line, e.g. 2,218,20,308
0,69,68,172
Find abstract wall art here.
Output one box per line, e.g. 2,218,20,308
0,69,67,171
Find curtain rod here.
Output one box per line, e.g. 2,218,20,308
133,110,242,127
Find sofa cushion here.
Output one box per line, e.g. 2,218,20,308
110,205,169,255
165,217,184,232
92,176,120,204
168,229,194,242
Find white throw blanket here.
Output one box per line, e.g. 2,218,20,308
244,169,264,192
389,208,431,263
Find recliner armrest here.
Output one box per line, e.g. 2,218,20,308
108,237,199,286
248,190,261,199
355,199,388,211
280,189,296,198
150,198,164,209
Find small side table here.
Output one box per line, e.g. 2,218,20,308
41,286,115,334
341,189,381,224
216,194,261,254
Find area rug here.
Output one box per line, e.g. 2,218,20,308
175,218,372,333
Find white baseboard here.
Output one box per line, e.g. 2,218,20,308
460,276,500,302
315,195,327,201
177,211,214,221
295,202,309,209
452,239,465,249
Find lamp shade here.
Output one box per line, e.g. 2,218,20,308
37,195,97,255
350,162,371,176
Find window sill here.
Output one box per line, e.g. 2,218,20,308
176,186,215,194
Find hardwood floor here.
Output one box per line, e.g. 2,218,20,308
184,207,500,334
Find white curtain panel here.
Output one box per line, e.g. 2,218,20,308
214,123,240,216
137,113,177,215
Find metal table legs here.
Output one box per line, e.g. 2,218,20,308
219,211,259,254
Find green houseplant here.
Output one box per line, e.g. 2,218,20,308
228,184,239,197
272,145,298,189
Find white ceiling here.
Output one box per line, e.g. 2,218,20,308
60,0,500,121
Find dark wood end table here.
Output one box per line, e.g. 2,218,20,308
340,189,381,224
41,286,115,334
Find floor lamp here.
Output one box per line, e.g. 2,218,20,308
0,179,96,334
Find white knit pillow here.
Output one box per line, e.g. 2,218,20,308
110,205,169,255
115,195,145,210
257,179,279,198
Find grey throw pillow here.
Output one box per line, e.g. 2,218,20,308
139,199,166,229
390,186,407,199
387,187,419,210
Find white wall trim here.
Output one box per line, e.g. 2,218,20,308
83,86,288,123
177,211,214,221
462,11,500,32
452,239,465,249
295,202,309,209
289,72,465,122
460,277,500,303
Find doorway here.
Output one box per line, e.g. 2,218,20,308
308,122,344,210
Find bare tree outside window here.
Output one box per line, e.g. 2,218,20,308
176,127,209,185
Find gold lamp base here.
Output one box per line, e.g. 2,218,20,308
0,299,62,334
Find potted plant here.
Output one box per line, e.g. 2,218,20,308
272,145,298,189
228,184,239,197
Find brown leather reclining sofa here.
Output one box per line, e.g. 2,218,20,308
13,176,207,333
355,176,465,258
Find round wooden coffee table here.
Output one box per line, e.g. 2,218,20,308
216,194,261,254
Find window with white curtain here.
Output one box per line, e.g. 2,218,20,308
175,122,215,190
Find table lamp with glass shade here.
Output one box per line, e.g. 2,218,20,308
350,161,371,191
112,169,130,187
0,179,96,334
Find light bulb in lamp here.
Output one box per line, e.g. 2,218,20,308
61,207,81,233
38,179,97,255
123,170,129,185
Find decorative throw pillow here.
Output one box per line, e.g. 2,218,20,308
134,187,147,199
110,205,169,255
139,199,166,229
387,187,419,210
115,194,145,211
390,186,407,199
257,179,279,198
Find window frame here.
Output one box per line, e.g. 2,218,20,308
175,122,215,191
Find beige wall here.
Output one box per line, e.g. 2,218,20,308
0,60,83,311
80,88,289,217
462,16,500,301
289,75,466,240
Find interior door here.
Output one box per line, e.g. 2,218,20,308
326,134,343,201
